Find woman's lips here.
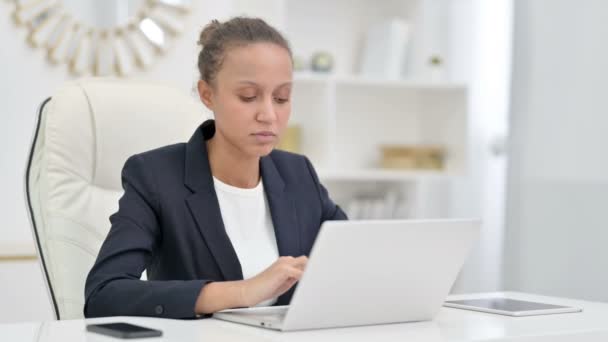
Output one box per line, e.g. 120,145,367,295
252,131,276,143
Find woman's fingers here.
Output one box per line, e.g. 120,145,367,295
244,255,309,306
285,266,303,280
275,278,298,295
274,271,301,296
292,256,308,269
265,265,303,297
277,255,308,271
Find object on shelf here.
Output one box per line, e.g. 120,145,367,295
380,145,445,170
311,51,334,73
428,54,446,82
277,125,301,153
344,190,405,220
293,55,306,71
359,18,410,80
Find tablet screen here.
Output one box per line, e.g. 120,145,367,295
445,298,571,312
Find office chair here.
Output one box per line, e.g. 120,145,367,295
25,78,208,319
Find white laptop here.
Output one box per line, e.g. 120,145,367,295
213,219,480,331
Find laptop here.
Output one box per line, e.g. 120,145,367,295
213,219,480,331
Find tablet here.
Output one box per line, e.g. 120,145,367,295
444,298,582,316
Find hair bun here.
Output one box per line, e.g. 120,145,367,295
198,19,221,46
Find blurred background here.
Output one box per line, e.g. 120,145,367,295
1,0,606,323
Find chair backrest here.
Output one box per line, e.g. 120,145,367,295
25,78,209,319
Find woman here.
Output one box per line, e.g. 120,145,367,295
84,17,346,319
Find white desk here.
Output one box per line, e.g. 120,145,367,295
2,292,608,342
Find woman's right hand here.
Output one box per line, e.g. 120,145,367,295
240,256,308,307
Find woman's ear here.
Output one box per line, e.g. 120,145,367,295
197,80,214,110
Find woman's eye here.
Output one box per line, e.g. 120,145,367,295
240,96,256,102
274,97,289,104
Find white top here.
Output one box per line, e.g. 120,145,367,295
213,176,279,307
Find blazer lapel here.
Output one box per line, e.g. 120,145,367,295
261,155,302,305
184,121,243,281
261,156,301,258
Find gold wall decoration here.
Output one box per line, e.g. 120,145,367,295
11,0,192,76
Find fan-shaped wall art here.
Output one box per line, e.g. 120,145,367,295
11,0,192,76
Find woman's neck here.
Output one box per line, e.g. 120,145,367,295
206,131,260,189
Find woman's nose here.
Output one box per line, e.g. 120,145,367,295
256,97,277,123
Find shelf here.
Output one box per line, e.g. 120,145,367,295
0,242,37,261
294,72,466,90
317,168,453,182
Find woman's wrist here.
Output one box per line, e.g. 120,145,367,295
195,280,250,314
238,279,251,307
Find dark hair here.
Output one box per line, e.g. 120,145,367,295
197,17,292,85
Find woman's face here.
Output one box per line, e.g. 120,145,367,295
199,42,293,158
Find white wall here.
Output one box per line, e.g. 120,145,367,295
0,260,54,323
505,0,608,301
0,0,231,322
448,0,512,294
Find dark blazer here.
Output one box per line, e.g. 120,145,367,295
84,120,347,319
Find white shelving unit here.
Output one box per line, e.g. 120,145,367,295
317,168,453,182
291,73,467,176
230,0,468,219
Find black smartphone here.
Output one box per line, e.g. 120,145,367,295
86,323,163,339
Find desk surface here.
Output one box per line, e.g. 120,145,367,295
3,292,608,342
